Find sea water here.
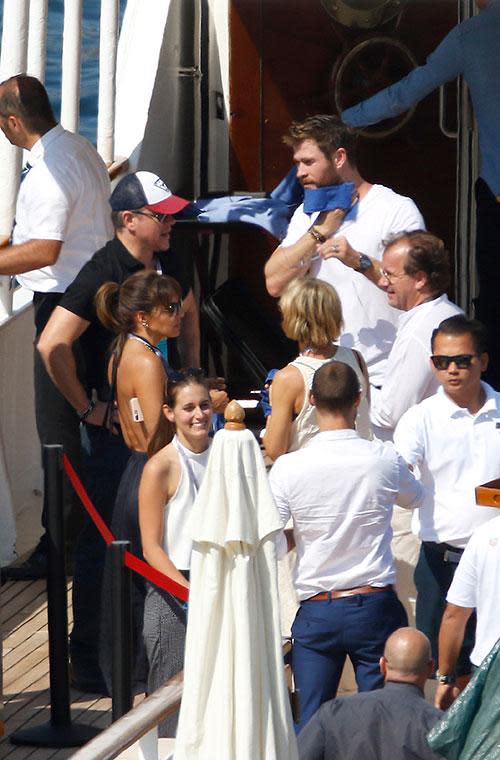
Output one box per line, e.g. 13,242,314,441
0,0,126,144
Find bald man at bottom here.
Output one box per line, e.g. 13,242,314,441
298,628,442,760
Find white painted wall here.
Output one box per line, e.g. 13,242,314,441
0,307,43,564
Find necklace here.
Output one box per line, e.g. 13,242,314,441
300,345,337,359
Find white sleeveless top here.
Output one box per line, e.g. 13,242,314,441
162,436,211,570
288,346,371,452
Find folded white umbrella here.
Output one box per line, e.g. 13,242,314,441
174,427,298,760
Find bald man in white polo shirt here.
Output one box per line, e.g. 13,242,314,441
394,315,500,679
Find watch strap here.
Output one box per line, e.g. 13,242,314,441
435,670,455,685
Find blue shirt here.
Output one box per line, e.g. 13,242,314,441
342,2,500,194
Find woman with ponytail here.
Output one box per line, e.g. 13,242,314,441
95,269,183,692
139,370,212,736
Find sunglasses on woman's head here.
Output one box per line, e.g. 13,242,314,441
167,367,205,383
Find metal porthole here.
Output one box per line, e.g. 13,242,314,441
332,36,418,139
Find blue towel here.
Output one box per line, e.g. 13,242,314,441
181,196,295,241
270,166,304,207
303,182,356,214
258,368,278,418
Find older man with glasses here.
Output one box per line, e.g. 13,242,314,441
369,230,462,442
394,314,500,690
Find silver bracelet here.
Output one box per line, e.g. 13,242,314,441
78,399,96,422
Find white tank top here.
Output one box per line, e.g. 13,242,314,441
288,346,371,452
162,436,211,570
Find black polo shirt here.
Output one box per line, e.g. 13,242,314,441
60,237,192,396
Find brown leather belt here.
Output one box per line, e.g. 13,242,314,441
307,584,392,601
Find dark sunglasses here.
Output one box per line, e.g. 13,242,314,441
133,209,171,224
162,300,183,316
430,354,476,370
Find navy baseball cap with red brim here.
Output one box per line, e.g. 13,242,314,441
110,171,190,214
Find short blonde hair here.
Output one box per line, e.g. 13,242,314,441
279,277,343,348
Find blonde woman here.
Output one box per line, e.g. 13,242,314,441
263,277,371,461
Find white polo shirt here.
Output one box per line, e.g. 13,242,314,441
268,429,423,601
447,515,500,666
282,184,424,386
370,294,463,440
13,124,113,293
394,383,500,548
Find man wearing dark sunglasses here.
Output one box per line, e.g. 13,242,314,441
36,171,199,693
394,314,500,689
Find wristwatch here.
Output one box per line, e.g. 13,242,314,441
355,253,372,272
435,670,455,685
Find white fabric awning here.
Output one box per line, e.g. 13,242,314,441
174,428,297,760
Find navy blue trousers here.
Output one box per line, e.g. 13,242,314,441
69,424,130,676
292,588,407,733
415,542,476,677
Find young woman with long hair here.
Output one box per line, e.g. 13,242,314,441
95,269,183,691
139,370,213,735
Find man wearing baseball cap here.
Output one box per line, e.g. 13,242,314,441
37,170,199,692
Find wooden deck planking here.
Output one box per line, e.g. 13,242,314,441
1,579,114,760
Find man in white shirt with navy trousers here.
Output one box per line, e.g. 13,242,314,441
394,315,500,682
269,361,423,732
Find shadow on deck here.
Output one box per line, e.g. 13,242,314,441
1,579,113,760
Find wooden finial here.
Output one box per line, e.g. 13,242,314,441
224,400,246,430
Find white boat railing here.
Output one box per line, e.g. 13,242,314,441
70,673,183,760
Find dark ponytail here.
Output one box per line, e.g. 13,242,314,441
95,270,182,363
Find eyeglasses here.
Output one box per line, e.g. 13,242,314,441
133,209,171,224
430,354,476,370
161,300,183,316
380,268,406,282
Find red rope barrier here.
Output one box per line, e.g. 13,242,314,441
63,454,114,545
62,453,189,603
124,552,189,602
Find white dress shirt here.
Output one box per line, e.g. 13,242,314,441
370,294,462,440
282,184,424,386
268,429,423,601
394,383,500,548
447,515,500,666
13,124,113,292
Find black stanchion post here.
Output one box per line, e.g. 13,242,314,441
10,445,100,748
110,540,133,721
